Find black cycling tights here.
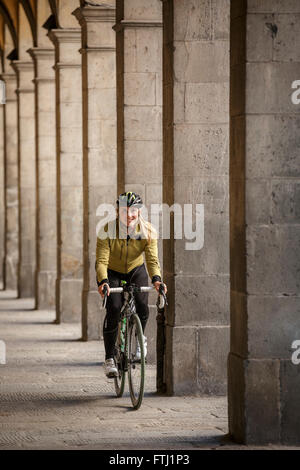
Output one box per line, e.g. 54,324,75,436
103,264,149,360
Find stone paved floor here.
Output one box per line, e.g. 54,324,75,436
0,290,298,450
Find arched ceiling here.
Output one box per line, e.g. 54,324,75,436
0,1,87,59
48,0,58,18
0,0,38,57
19,0,37,45
0,14,4,50
0,0,18,50
47,0,59,29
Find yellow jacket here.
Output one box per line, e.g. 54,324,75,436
96,218,161,284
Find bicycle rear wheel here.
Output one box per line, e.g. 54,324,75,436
128,314,145,410
114,322,126,397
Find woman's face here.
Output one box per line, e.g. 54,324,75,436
118,206,139,228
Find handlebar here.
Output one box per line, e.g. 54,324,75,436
108,286,155,293
101,285,167,308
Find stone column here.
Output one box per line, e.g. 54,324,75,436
162,0,230,395
11,60,36,298
0,102,4,289
28,48,56,310
74,4,117,340
229,0,300,445
115,0,163,362
48,29,83,323
1,72,19,293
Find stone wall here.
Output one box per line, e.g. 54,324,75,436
12,60,36,298
162,0,230,395
29,47,56,310
0,103,4,289
74,2,117,340
48,28,83,323
228,0,300,445
2,71,19,293
116,0,163,362
0,0,299,446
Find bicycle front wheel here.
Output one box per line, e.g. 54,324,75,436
128,314,145,410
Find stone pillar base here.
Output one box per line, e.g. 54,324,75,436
143,304,159,365
37,270,56,310
20,265,36,298
5,258,18,292
228,353,299,445
58,279,83,323
82,289,104,341
0,256,4,289
228,353,281,444
165,324,229,396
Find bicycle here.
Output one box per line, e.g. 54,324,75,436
102,281,167,410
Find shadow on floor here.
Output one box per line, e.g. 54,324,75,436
45,362,105,367
31,338,83,342
0,320,53,324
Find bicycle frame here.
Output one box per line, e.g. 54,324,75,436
103,283,166,370
110,285,156,372
118,297,134,373
102,282,167,409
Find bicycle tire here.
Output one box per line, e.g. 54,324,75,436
114,321,126,397
128,314,145,410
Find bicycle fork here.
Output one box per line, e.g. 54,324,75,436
120,316,129,372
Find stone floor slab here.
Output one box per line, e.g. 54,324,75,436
0,291,298,450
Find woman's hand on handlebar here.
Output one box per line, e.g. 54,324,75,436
154,281,167,294
98,283,110,298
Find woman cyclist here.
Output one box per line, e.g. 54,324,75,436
96,191,167,378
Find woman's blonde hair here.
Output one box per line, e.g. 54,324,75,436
138,214,158,244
